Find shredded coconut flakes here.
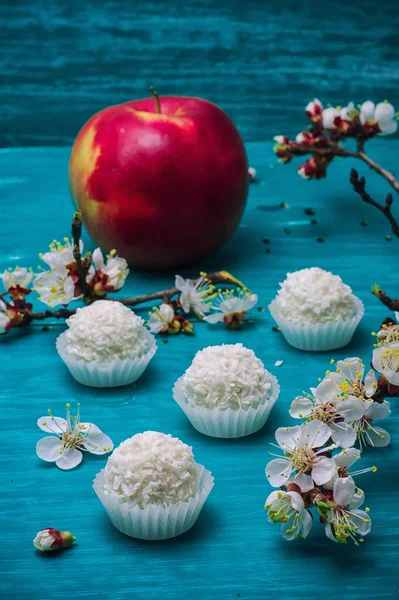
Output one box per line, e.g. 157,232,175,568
104,431,198,508
275,267,357,324
65,300,150,362
180,343,272,411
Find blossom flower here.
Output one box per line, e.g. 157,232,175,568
324,477,371,545
0,300,12,334
373,342,399,386
298,155,331,180
40,238,83,270
204,289,258,328
305,98,323,123
36,403,113,470
33,528,76,552
273,136,293,163
175,274,212,317
289,379,366,448
376,312,399,343
322,103,357,133
265,489,312,541
265,420,337,492
323,447,377,489
147,303,180,334
360,101,398,136
90,247,129,293
2,266,33,291
32,263,76,308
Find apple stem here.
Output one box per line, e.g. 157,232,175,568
149,86,161,114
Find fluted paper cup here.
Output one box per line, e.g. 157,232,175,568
173,374,280,439
268,296,364,352
56,330,157,388
93,464,214,540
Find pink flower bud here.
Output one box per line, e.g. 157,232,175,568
305,98,323,122
33,528,76,552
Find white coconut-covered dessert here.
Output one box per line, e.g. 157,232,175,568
274,267,358,324
64,300,150,362
103,431,199,509
179,343,273,411
268,267,364,352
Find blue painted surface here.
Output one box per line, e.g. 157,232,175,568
1,0,399,147
1,139,398,599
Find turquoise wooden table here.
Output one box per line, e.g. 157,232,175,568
1,139,398,599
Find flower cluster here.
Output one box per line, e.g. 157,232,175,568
265,352,395,546
372,311,399,396
0,214,255,338
148,275,258,335
265,420,374,545
289,357,391,450
0,237,128,334
274,98,398,180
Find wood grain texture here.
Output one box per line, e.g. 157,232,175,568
1,0,399,147
0,139,398,600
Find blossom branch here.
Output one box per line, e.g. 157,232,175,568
371,285,399,311
110,271,246,307
350,169,399,238
71,210,90,296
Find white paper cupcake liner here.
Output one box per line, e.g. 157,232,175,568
172,374,280,438
93,464,214,540
56,330,157,388
268,296,364,352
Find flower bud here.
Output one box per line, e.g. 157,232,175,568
33,528,76,552
181,319,195,335
167,319,181,335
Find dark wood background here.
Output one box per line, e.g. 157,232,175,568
1,0,399,147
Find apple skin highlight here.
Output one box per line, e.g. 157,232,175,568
69,96,248,270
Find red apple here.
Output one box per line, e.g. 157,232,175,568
69,93,248,270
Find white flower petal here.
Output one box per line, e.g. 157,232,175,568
322,107,339,129
395,311,399,323
92,247,105,270
83,430,114,455
291,472,314,492
378,120,398,135
325,522,338,543
364,369,378,398
374,102,395,123
204,312,224,324
349,488,365,509
55,447,83,470
37,416,68,434
275,425,301,451
365,400,391,420
289,396,313,419
363,426,391,447
359,100,375,123
301,509,313,539
312,456,337,486
288,491,304,512
265,490,280,507
349,509,371,535
265,458,292,487
333,447,361,468
242,294,258,311
315,379,339,404
330,421,357,448
336,357,363,382
300,420,332,449
338,395,367,421
333,476,355,507
36,437,64,462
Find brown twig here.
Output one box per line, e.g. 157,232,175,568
350,169,399,238
71,211,90,296
16,270,246,323
371,285,399,311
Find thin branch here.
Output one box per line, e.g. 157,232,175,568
350,169,399,238
16,271,247,323
71,211,90,296
371,285,399,311
106,270,247,306
357,152,399,194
